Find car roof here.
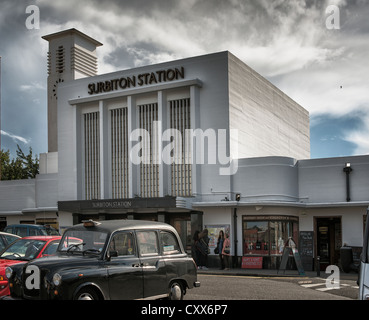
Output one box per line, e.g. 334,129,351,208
70,219,176,234
0,231,21,238
19,236,62,241
5,224,56,229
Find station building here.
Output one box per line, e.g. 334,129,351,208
1,29,368,270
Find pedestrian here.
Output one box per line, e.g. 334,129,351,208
216,230,225,270
222,233,231,270
191,230,200,267
197,229,210,270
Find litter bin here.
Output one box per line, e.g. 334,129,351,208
340,246,353,273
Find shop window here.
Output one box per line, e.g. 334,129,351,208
243,216,298,256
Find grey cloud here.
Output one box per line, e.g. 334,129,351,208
1,0,368,158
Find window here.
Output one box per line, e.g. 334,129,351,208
138,103,159,197
111,108,129,199
3,234,18,244
29,228,38,236
160,231,181,255
169,98,192,197
43,241,60,256
243,216,299,256
137,231,159,255
84,111,100,200
1,239,46,260
109,232,135,256
14,227,28,237
243,221,269,255
59,230,107,254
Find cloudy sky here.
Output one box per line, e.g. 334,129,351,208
0,0,368,159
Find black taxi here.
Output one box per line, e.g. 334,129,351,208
5,220,200,300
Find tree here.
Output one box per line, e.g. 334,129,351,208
0,145,39,180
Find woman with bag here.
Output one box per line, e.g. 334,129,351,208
222,233,231,270
216,230,225,270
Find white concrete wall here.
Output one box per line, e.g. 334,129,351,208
57,51,233,202
298,155,369,203
35,173,58,208
39,152,58,174
299,207,367,247
0,179,35,212
228,52,310,160
57,211,74,234
232,157,299,202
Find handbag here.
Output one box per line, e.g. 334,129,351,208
223,239,230,254
214,247,219,254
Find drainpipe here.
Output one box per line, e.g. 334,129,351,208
233,207,238,268
233,193,241,267
343,163,353,202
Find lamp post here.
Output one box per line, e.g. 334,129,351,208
343,163,353,202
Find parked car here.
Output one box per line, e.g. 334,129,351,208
0,236,62,297
4,220,200,300
3,224,59,237
0,232,20,252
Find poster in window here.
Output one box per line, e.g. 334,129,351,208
205,225,230,254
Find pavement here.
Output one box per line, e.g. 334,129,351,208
197,267,359,281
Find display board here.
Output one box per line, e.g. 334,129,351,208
299,231,314,271
278,238,305,275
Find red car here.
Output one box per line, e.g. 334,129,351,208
0,236,61,297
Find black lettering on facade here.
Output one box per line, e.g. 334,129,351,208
87,67,186,95
166,69,176,81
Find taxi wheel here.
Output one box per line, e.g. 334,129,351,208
75,287,100,300
168,281,184,300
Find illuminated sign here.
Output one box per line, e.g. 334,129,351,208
88,66,185,95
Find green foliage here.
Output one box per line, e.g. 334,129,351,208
0,145,39,180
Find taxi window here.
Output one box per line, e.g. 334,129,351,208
160,231,181,255
137,231,159,255
109,232,135,256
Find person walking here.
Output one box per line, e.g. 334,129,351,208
222,233,231,270
216,230,225,270
197,229,210,269
191,230,200,267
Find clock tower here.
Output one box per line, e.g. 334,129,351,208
42,29,102,152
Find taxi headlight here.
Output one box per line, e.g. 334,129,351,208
52,273,62,286
5,267,13,280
